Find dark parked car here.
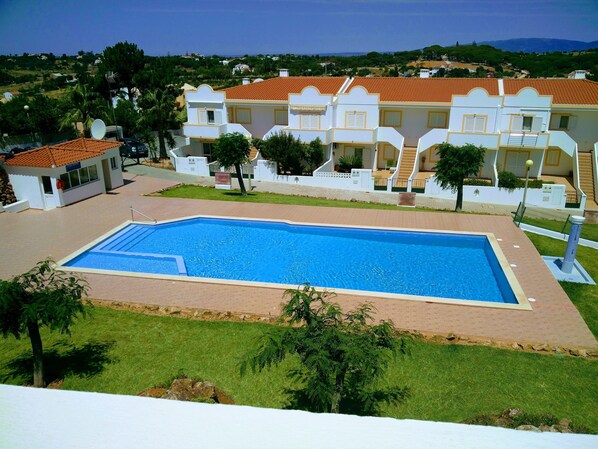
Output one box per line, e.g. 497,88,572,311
119,138,148,158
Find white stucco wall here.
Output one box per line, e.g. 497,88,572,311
2,385,596,449
231,105,281,138
449,88,502,133
288,87,333,130
8,172,45,209
500,88,551,133
104,148,124,189
551,109,598,152
186,85,227,126
399,107,449,147
335,86,379,129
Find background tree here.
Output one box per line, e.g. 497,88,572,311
137,87,180,159
433,143,486,211
241,285,409,414
212,132,251,195
0,259,90,387
0,166,17,205
60,84,107,137
99,42,145,98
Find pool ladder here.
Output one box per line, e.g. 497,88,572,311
129,206,157,223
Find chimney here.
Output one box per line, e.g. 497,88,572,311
279,68,289,77
242,78,250,85
419,69,430,79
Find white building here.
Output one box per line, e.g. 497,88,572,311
180,73,598,210
2,138,124,210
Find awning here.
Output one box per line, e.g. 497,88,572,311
290,104,327,112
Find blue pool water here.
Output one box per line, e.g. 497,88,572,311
64,217,518,304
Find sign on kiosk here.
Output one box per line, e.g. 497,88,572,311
215,172,232,190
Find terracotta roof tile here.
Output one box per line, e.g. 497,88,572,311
4,138,121,168
351,77,500,102
503,79,598,105
221,77,348,101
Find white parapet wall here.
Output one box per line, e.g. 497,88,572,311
255,160,374,191
3,199,29,213
425,177,568,209
1,385,596,449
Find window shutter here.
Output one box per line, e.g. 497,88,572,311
199,110,208,125
358,112,366,128
346,112,355,128
474,116,486,133
214,110,222,125
532,117,542,132
511,116,523,132
568,116,577,129
549,115,559,129
463,116,475,132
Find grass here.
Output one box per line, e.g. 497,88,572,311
158,184,435,211
522,216,598,242
1,306,596,432
525,232,598,337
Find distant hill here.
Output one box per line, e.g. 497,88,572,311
480,38,598,53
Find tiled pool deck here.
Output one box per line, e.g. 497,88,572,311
1,173,596,350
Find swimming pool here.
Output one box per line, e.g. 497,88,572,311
60,216,528,308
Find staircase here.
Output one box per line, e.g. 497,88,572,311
578,152,596,208
398,147,417,178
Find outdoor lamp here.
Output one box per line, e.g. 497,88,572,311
522,159,534,209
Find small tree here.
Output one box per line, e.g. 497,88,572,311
260,132,305,175
241,285,409,414
0,259,90,387
213,132,251,196
433,143,486,211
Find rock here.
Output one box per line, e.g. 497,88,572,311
239,314,248,321
446,333,458,341
138,387,168,398
193,311,200,317
259,317,269,322
516,425,541,432
532,344,548,352
539,425,557,432
553,346,564,353
511,343,523,350
169,308,181,315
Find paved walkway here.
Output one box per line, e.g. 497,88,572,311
1,171,596,350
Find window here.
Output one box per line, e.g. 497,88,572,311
274,109,288,126
428,112,447,128
462,115,487,133
522,116,533,132
110,157,117,170
354,148,363,159
300,112,320,129
345,111,366,128
203,142,214,162
545,149,561,166
42,176,53,194
550,114,571,130
235,108,252,124
512,115,542,132
207,110,215,124
59,165,99,191
382,110,402,127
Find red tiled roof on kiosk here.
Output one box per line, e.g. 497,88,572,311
4,138,121,168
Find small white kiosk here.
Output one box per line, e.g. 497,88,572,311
2,138,123,210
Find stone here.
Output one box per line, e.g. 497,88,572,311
532,344,548,352
446,333,458,341
516,425,541,432
138,387,168,398
259,317,269,322
239,314,248,321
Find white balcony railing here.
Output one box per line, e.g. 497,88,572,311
499,132,549,148
447,132,500,149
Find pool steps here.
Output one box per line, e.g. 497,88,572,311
90,224,187,275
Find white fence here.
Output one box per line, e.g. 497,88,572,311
254,160,374,191
425,177,569,208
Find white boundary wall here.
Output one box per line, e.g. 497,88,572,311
254,160,374,191
1,385,596,449
425,177,567,208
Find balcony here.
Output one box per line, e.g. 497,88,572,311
183,123,251,140
499,132,549,148
331,129,375,144
447,132,500,149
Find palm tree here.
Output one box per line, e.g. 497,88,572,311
60,84,107,137
137,88,180,159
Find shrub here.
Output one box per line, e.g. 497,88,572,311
463,178,492,186
497,170,520,191
260,133,324,175
338,154,363,173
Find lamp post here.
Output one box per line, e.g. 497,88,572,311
23,104,33,144
521,159,534,209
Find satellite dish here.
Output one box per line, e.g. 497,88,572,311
90,119,106,140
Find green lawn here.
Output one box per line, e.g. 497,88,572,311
1,306,596,431
158,184,434,211
525,232,598,337
522,216,598,242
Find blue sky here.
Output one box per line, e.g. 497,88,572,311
1,0,597,55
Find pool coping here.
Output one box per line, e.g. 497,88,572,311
56,214,531,311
